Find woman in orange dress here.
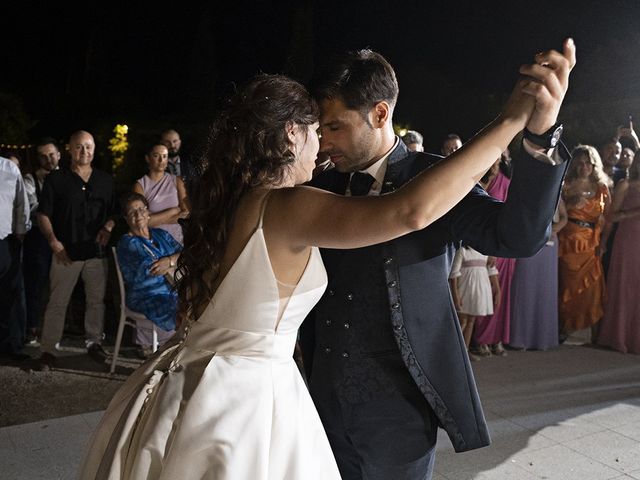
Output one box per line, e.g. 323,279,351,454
558,145,611,340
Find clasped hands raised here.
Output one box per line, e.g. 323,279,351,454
502,38,577,138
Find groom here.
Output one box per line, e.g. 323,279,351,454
302,42,575,479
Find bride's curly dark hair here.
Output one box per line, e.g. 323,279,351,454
176,74,318,321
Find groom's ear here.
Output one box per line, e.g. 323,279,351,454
370,101,391,129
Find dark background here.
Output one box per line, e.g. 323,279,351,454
2,0,640,173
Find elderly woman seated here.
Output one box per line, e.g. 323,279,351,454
117,192,182,357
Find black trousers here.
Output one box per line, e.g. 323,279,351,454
0,236,26,353
314,387,438,480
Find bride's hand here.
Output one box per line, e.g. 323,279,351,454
519,38,577,134
499,76,537,132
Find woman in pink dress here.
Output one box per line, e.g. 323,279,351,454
134,144,190,244
598,157,640,353
473,156,515,356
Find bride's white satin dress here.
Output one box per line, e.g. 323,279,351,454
79,215,341,479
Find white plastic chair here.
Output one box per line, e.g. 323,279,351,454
111,246,158,373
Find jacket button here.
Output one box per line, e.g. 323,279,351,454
392,302,400,309
324,347,332,354
328,289,335,296
343,322,350,329
346,293,354,301
384,257,393,265
325,319,332,326
342,351,350,358
388,280,397,288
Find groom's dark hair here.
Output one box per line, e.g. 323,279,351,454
312,49,399,118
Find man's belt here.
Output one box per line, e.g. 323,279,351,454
568,218,596,229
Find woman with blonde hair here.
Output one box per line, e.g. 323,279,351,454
558,144,611,341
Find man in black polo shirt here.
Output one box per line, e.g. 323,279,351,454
36,130,117,369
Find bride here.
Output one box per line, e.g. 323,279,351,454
80,40,575,479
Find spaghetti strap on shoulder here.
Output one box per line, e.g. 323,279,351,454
257,190,274,230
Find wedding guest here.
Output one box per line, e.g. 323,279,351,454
449,246,500,361
23,138,60,344
600,137,621,180
0,156,30,359
473,157,514,357
133,143,189,244
117,193,181,356
440,133,462,156
509,198,567,350
402,130,424,152
36,130,117,370
558,145,610,341
597,157,640,353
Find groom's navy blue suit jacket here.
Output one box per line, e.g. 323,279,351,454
301,139,570,452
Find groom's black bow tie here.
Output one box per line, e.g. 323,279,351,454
349,172,375,196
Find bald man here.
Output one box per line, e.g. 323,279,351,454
36,131,117,370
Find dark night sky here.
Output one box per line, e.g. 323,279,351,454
3,0,640,151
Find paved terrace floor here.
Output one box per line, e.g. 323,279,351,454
1,333,639,480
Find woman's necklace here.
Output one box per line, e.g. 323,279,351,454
574,179,596,199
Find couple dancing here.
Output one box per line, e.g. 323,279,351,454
80,40,575,480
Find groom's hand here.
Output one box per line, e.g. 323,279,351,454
519,38,577,134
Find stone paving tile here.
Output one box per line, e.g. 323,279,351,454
435,421,556,478
564,430,640,474
7,413,90,452
441,461,541,480
435,446,510,477
1,449,56,480
583,401,640,429
510,443,622,480
613,421,640,442
0,427,15,450
81,410,103,430
1,414,91,480
509,406,609,443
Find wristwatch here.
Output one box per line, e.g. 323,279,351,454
523,123,563,149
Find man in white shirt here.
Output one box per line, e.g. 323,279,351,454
0,156,31,358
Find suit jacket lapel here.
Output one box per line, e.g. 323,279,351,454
309,168,350,195
381,140,411,194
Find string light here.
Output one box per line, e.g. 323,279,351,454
0,144,31,149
